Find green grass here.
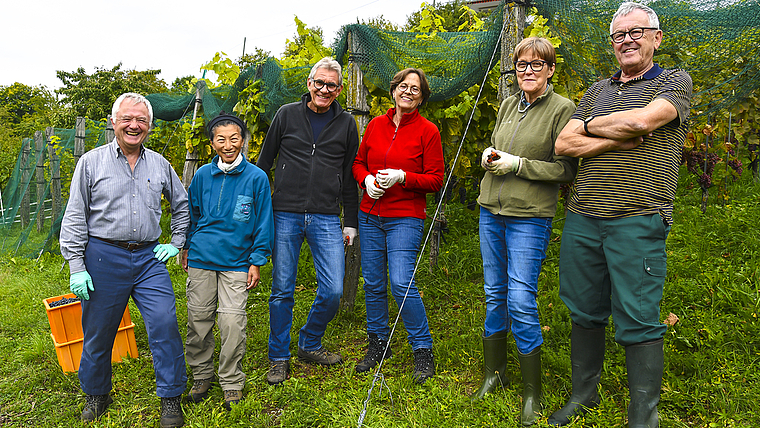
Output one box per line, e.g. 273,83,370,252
0,169,758,427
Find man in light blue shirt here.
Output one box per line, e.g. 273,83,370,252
60,92,189,428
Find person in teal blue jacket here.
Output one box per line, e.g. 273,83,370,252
181,113,274,410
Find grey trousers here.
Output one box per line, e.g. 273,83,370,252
186,267,248,390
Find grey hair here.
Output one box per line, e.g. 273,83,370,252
308,57,343,86
111,93,154,128
610,2,660,33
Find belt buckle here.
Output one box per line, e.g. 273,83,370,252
126,242,140,251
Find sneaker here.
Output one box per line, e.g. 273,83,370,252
223,390,243,411
412,348,435,384
81,393,113,422
297,346,343,365
267,360,289,385
356,333,392,373
160,395,184,428
187,377,214,403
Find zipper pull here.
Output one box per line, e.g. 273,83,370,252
312,143,316,155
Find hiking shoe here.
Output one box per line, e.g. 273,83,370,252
186,377,214,403
412,348,436,384
81,393,113,422
356,333,392,373
160,395,184,428
223,390,243,411
267,360,289,385
297,346,343,365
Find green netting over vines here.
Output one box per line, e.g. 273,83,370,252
147,0,760,125
0,122,109,258
4,0,760,258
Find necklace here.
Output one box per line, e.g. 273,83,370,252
517,92,530,114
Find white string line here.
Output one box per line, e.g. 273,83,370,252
356,12,509,427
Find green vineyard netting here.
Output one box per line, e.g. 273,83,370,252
3,0,759,257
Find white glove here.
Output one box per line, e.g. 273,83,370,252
343,227,358,246
364,175,385,199
483,148,520,175
376,168,406,189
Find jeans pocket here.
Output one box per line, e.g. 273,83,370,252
233,195,253,223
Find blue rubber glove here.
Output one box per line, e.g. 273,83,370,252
153,244,179,262
70,271,94,300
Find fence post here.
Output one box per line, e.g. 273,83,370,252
105,115,115,143
35,131,46,232
48,127,61,228
340,32,371,312
20,138,31,228
74,117,86,165
182,86,203,189
498,3,527,102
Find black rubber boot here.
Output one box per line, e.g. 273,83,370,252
356,333,392,373
471,331,509,400
518,346,542,426
547,323,606,426
626,339,664,428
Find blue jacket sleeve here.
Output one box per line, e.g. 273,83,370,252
248,168,274,266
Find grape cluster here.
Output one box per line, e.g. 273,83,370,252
683,150,720,188
727,158,744,175
48,296,81,308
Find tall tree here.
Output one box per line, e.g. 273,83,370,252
54,64,168,127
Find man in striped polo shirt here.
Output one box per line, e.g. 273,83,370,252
547,2,692,427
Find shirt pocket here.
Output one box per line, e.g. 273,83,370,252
233,195,253,223
146,180,164,212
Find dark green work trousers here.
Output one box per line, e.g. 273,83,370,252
559,212,669,346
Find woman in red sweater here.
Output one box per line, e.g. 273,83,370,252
352,68,444,384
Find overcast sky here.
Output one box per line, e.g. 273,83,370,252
1,0,425,91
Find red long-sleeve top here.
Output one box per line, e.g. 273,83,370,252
352,108,444,219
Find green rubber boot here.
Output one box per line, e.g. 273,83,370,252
518,346,542,426
471,331,509,400
626,339,664,428
547,323,606,426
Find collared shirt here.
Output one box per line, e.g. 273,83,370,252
568,64,692,225
60,139,189,273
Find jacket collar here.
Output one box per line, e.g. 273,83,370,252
611,63,664,82
385,107,420,126
210,155,247,176
511,83,555,107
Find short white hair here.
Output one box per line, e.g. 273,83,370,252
111,93,154,128
308,57,343,86
610,2,660,34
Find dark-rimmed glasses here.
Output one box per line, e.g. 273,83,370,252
311,78,340,92
610,27,658,44
514,60,548,73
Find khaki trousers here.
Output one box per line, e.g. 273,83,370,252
186,267,248,390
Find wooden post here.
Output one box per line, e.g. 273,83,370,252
20,138,31,228
105,115,115,143
48,127,62,227
498,3,527,102
74,117,86,165
182,86,203,189
35,131,46,232
340,32,371,312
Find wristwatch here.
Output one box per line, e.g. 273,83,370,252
584,116,597,137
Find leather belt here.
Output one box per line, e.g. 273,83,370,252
95,237,154,251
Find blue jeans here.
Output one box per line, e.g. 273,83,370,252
479,207,551,354
80,238,187,397
359,211,432,350
268,211,344,361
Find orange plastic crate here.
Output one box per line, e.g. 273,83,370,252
43,293,138,372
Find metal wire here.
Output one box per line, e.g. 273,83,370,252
356,12,509,427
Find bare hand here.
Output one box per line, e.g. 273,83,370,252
181,249,189,272
247,265,261,290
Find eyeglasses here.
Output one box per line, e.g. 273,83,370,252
609,27,658,44
514,60,549,73
310,78,340,92
116,116,149,126
397,83,421,95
